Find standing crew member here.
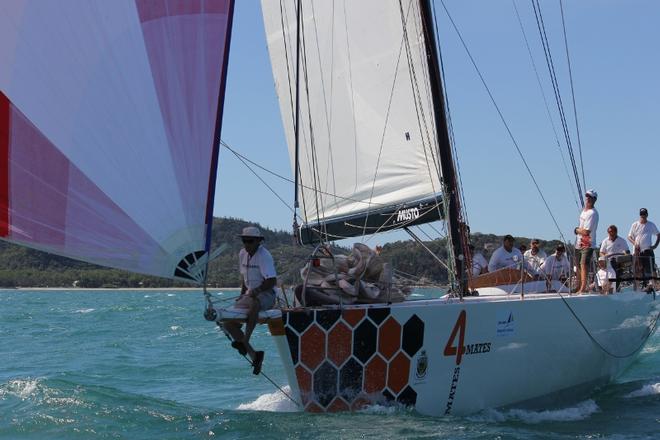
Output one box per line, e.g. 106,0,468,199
575,190,599,293
224,226,277,375
599,224,629,290
628,208,660,285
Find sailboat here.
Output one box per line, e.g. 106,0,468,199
0,0,657,417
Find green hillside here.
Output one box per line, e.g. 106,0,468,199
0,218,564,288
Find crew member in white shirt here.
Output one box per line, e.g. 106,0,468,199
223,226,278,375
523,238,547,274
599,224,629,290
540,244,570,281
592,256,616,294
575,190,599,293
469,244,488,276
628,208,660,284
488,235,523,272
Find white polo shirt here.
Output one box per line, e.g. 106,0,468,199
523,249,547,272
599,236,629,256
239,245,277,290
488,246,523,272
540,254,570,279
471,252,488,276
628,221,660,251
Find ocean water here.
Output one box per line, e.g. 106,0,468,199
1,289,660,440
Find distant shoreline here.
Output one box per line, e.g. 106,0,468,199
2,287,241,291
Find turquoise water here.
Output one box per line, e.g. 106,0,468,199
1,289,659,439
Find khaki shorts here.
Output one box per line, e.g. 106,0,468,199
235,290,276,311
579,247,594,266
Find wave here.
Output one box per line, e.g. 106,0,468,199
236,386,299,412
0,377,86,407
470,399,599,424
624,382,660,398
74,308,95,314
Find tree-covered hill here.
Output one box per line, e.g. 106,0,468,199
0,218,564,288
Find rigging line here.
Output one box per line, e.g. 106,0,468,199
396,0,445,226
360,0,415,239
308,1,339,205
431,1,470,225
299,15,328,243
512,0,580,209
439,0,568,244
223,145,298,217
532,1,582,201
558,293,660,359
532,3,582,202
221,331,301,407
279,0,297,136
404,227,452,273
341,0,360,194
559,0,586,189
221,141,391,207
279,0,311,227
532,0,584,202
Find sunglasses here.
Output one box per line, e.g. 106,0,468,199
242,238,257,244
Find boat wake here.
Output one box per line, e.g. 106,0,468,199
236,387,299,412
470,399,599,424
624,382,660,398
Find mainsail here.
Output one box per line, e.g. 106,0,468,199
0,0,234,282
262,0,445,243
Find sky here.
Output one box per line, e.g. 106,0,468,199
215,0,660,245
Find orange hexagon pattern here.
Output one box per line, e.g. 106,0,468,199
282,307,424,413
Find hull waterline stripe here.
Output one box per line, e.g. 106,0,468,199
0,91,9,237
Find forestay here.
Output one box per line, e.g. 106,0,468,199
0,0,233,282
262,0,444,242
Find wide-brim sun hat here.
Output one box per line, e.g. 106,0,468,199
239,226,264,239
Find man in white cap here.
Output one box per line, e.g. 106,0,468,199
224,226,277,375
575,190,599,293
628,208,660,285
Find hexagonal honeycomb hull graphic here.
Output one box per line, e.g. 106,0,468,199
282,308,424,413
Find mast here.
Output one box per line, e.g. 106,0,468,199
419,0,467,295
292,0,302,242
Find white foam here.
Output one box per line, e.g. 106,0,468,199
357,403,407,415
74,308,95,314
170,325,181,331
471,399,599,424
3,378,40,399
236,386,299,412
625,383,660,398
641,344,660,354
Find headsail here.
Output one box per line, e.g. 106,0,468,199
262,0,444,243
0,0,233,282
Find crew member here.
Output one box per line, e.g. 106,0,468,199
224,226,277,375
628,208,660,285
575,190,599,293
488,235,523,272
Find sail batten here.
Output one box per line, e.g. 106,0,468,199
0,0,234,282
263,0,443,239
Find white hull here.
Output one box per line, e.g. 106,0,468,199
267,290,659,416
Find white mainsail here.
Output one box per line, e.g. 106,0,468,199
262,0,443,232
